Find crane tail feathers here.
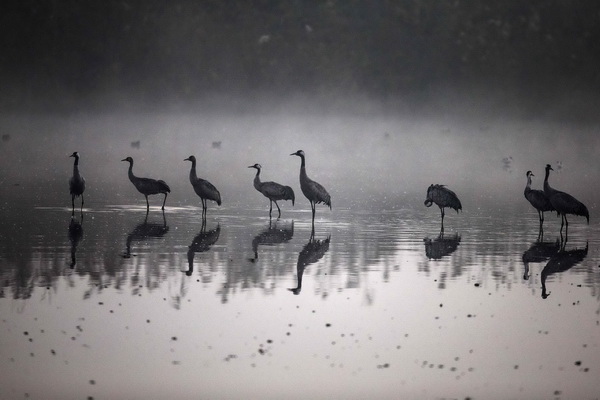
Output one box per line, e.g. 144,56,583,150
158,180,171,193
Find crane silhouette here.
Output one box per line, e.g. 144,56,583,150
424,184,462,231
248,163,295,218
69,152,85,214
122,212,169,258
68,214,84,268
249,220,294,262
290,150,331,225
540,242,588,299
521,238,560,280
288,233,331,295
423,232,461,260
184,155,221,219
121,156,170,212
524,170,554,229
186,221,220,276
543,164,589,235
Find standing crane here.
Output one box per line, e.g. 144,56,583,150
121,156,170,212
524,170,554,229
184,155,221,219
424,184,462,231
543,164,589,234
290,150,331,226
69,152,86,214
248,163,295,218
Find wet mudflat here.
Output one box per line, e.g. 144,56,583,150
0,198,599,400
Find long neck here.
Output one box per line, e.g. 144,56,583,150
253,168,262,189
524,175,532,194
128,161,136,182
543,168,552,193
72,156,80,176
299,154,307,179
189,159,198,181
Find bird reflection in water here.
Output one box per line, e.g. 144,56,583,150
249,220,294,262
122,211,169,258
68,214,84,268
288,233,330,295
540,240,588,299
423,232,460,260
521,237,560,280
185,220,220,276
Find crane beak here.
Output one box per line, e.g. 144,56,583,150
184,157,190,161
121,158,128,162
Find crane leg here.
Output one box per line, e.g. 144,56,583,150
440,207,445,232
71,195,75,214
269,200,273,218
145,195,150,212
559,214,565,232
81,193,84,213
274,201,281,218
162,193,167,210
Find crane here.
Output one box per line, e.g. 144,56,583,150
69,152,85,214
248,163,295,218
424,184,462,231
524,170,554,229
543,164,589,234
184,155,221,219
121,156,170,211
290,150,331,225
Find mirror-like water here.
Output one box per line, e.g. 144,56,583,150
1,199,599,399
1,113,599,399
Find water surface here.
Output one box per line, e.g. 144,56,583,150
1,112,599,399
1,197,599,399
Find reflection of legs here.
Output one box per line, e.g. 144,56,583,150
162,193,168,210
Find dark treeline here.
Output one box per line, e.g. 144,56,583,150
2,0,600,111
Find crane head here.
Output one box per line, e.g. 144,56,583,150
290,150,304,157
184,155,196,162
248,163,261,170
526,170,533,177
69,152,79,158
121,156,133,163
545,164,553,171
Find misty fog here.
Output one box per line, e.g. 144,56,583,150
1,104,598,213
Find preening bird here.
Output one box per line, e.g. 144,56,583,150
524,171,554,228
290,150,331,224
69,152,85,214
184,155,221,218
248,163,295,218
424,184,462,231
543,164,589,233
121,156,170,211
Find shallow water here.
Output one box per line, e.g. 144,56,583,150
1,111,599,399
1,196,599,399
